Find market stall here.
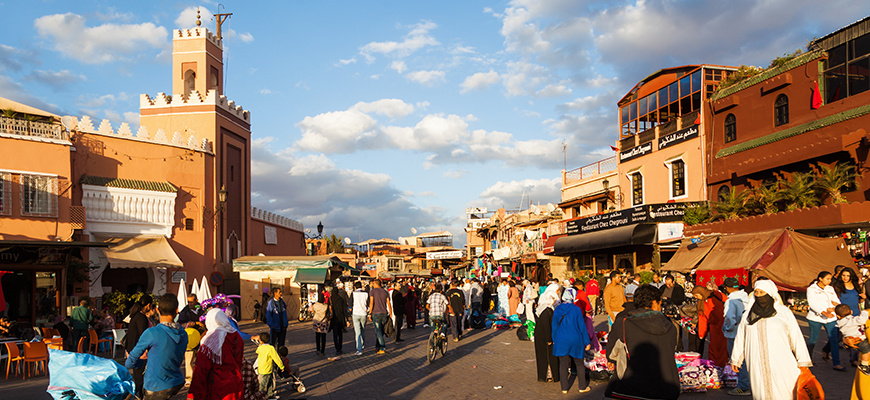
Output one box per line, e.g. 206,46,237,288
663,228,854,290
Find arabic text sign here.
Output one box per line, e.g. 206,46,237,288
619,141,653,162
565,202,697,235
658,124,699,150
427,250,463,260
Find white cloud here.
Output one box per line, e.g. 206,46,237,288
389,60,407,73
237,32,254,43
534,82,572,97
415,101,430,111
383,114,469,150
449,45,476,54
123,111,140,128
352,99,414,119
359,20,440,62
34,13,168,64
259,89,271,95
444,169,468,179
370,74,381,80
476,178,561,211
295,108,379,153
459,70,500,94
404,70,445,86
250,141,450,240
0,45,39,72
25,69,86,90
501,60,551,97
75,92,130,108
175,7,213,29
0,75,62,115
337,58,357,65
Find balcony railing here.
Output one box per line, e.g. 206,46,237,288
565,156,617,184
0,116,66,141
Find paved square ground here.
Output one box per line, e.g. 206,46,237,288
0,313,860,399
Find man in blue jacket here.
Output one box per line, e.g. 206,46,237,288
265,287,288,347
125,294,188,400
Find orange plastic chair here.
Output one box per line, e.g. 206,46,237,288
22,341,48,379
43,337,63,351
4,342,24,379
40,327,52,338
88,329,111,356
77,337,86,353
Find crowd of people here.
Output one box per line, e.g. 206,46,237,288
14,265,870,399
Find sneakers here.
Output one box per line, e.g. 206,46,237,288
860,364,870,376
727,388,752,396
377,350,386,355
355,351,363,356
423,324,430,328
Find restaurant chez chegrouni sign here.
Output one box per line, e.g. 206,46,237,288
619,124,699,162
566,202,702,235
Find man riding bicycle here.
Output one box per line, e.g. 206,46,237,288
427,283,449,334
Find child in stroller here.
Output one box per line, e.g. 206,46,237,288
275,346,305,393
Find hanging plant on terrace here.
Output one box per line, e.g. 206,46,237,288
712,187,750,220
682,202,712,226
816,163,859,204
780,172,819,210
750,182,781,215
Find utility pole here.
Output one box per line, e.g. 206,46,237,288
215,8,233,39
562,142,567,171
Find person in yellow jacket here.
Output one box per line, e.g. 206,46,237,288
256,332,284,399
603,271,626,328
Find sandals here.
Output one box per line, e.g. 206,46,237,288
822,352,831,362
833,365,847,372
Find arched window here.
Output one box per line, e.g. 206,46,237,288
184,69,196,96
774,94,789,127
724,114,736,143
717,185,730,202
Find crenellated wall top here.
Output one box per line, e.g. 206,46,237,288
251,206,304,232
70,115,214,154
140,89,251,125
175,27,222,49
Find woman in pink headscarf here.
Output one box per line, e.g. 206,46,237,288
190,308,244,400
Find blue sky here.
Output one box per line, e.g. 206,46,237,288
2,1,869,245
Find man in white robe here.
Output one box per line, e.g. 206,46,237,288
729,279,812,400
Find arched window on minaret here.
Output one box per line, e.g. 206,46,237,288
210,67,220,93
184,69,196,97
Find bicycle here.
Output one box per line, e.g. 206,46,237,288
427,318,448,364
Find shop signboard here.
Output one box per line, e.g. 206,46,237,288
566,202,701,235
427,250,463,260
658,124,699,150
619,141,653,163
658,223,684,242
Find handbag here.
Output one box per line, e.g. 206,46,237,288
794,368,824,400
610,318,630,379
516,302,525,315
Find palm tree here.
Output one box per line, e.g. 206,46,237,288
816,163,859,204
325,233,346,254
750,182,781,214
682,202,711,225
713,187,750,220
780,172,819,210
2,109,16,119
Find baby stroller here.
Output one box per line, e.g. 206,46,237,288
276,364,305,393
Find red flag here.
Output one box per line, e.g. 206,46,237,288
811,81,822,109
610,145,618,151
693,114,701,125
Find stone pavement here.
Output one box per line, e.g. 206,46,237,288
0,312,860,399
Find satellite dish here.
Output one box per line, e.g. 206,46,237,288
343,237,351,245
547,203,556,213
411,227,417,234
61,116,76,131
530,204,538,214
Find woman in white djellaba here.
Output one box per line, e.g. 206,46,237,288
729,278,812,399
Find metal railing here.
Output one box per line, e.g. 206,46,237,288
565,156,617,184
0,116,66,140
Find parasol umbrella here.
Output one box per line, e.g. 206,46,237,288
198,276,212,302
176,278,187,313
190,278,200,301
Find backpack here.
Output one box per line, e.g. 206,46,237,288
470,310,485,329
516,325,530,341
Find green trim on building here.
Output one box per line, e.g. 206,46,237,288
712,51,825,102
716,103,870,158
80,175,177,192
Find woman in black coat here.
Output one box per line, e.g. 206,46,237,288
329,286,348,355
534,284,562,382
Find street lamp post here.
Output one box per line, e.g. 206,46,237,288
306,221,325,255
